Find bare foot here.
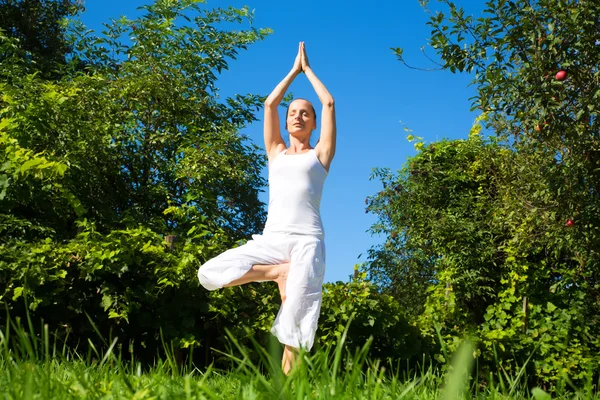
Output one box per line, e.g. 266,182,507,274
275,263,290,304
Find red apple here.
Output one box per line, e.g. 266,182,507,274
565,219,574,227
555,70,567,81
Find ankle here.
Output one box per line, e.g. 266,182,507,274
265,264,281,281
272,263,289,281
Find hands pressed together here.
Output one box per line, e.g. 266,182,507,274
293,42,310,74
264,40,335,169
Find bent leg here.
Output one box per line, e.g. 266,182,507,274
198,234,288,292
224,263,290,303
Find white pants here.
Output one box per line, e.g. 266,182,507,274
198,232,326,350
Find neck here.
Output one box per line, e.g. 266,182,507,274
288,136,312,153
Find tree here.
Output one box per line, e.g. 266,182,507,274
397,1,598,148
367,119,600,384
1,0,274,364
395,0,599,200
0,0,83,76
367,128,507,324
371,0,600,384
2,0,270,241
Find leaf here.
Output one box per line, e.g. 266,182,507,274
20,158,44,174
0,118,13,132
55,163,68,176
102,294,113,310
531,388,551,400
12,287,24,301
108,310,122,319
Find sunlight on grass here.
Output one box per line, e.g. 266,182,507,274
0,310,598,399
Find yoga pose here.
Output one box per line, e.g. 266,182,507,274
198,42,336,374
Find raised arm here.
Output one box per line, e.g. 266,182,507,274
301,42,336,172
264,43,302,161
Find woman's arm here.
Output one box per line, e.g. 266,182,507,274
301,42,336,172
264,43,302,161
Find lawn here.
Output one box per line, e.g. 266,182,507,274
1,317,598,399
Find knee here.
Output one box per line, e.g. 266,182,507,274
197,261,220,291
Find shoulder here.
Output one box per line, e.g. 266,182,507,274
268,144,287,163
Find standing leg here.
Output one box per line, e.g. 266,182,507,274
270,237,326,364
282,345,298,375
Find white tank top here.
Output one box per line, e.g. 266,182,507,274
263,149,328,237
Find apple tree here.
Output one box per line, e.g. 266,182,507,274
367,121,599,384
371,0,600,384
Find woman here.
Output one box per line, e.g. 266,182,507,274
198,42,336,374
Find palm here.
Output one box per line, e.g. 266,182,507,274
300,42,310,71
293,43,302,73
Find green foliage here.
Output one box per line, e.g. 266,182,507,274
318,269,423,362
0,0,83,77
2,313,598,399
367,118,600,385
378,0,600,387
0,117,77,240
409,0,599,155
203,282,281,366
409,0,600,238
2,219,210,356
0,0,276,366
367,125,504,322
1,1,271,240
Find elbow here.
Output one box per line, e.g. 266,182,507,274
264,98,278,108
325,97,335,108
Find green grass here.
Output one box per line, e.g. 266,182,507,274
0,312,598,399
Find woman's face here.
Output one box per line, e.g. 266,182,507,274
286,99,316,134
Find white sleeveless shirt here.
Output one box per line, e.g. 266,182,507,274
263,149,328,237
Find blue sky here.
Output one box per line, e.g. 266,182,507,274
80,0,481,283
